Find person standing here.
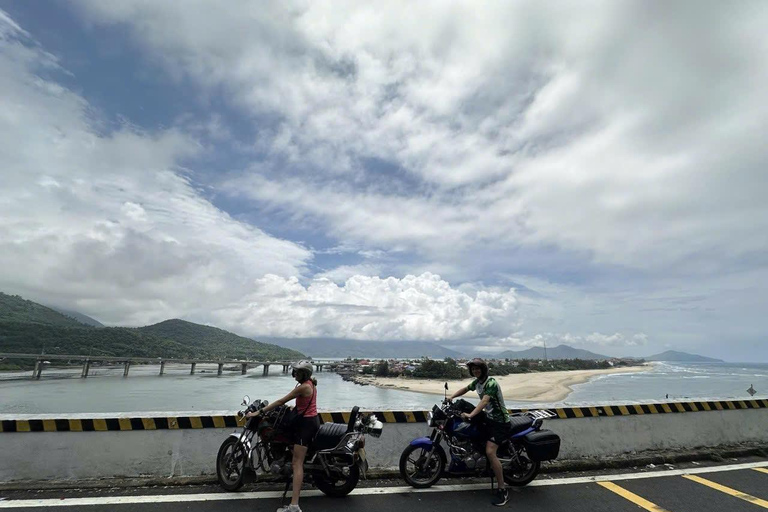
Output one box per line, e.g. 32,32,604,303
448,358,511,506
246,361,319,512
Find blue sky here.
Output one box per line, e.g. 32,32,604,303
1,1,767,360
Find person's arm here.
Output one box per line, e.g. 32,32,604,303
448,386,469,400
247,383,309,417
462,395,490,420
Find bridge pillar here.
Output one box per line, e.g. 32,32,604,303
218,363,224,375
283,364,289,373
33,360,43,380
190,363,196,375
262,364,270,376
81,360,90,378
241,363,248,375
159,361,165,375
123,362,130,377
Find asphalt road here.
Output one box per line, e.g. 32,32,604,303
1,460,766,512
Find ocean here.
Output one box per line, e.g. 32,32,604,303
0,361,765,415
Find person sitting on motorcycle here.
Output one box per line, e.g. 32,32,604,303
447,358,511,507
246,361,319,512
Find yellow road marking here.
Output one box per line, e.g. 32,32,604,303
683,475,768,508
753,468,768,475
597,481,671,511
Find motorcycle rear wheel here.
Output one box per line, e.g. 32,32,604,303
312,464,360,497
399,444,444,488
503,445,540,486
217,437,247,491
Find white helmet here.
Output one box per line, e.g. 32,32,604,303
291,360,314,380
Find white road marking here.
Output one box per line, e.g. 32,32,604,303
1,460,766,508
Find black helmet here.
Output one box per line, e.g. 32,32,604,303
466,358,488,380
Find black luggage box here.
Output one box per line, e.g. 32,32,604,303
522,429,560,461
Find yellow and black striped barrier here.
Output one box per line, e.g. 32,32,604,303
1,399,765,432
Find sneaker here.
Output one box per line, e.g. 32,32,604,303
276,505,301,512
492,488,509,507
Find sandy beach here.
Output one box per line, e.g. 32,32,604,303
355,365,651,403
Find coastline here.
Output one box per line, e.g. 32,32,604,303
351,365,652,403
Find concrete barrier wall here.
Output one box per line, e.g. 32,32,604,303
1,399,767,483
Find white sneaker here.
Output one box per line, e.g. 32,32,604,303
276,504,301,512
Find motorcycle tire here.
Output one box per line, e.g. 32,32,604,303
399,444,445,488
312,463,360,497
503,445,540,487
216,437,247,491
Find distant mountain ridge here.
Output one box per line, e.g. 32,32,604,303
645,350,723,362
263,337,463,359
498,344,611,360
45,306,104,327
497,344,722,362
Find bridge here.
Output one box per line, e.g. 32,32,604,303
0,353,350,379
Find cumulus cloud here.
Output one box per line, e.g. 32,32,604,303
212,273,519,341
0,12,311,325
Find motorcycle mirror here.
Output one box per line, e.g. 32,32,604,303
444,382,448,390
241,395,250,406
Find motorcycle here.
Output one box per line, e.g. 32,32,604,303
217,395,383,497
399,397,560,488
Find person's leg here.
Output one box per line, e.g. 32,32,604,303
486,440,505,490
290,444,308,507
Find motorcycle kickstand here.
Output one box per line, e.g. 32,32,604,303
280,480,291,507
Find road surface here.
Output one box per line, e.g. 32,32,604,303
1,459,766,511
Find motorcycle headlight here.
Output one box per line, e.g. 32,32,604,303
427,411,435,427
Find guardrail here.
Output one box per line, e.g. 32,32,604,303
3,398,766,432
1,399,766,484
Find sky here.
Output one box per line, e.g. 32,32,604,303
1,1,766,361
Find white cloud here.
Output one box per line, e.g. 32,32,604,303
0,12,311,326
4,4,768,358
212,273,519,342
73,0,768,275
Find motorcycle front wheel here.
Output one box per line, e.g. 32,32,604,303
503,444,540,487
312,463,360,497
399,444,445,488
216,437,247,491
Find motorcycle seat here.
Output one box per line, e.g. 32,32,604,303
508,415,534,435
313,422,348,451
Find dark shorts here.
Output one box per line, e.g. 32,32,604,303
484,419,512,445
293,415,320,447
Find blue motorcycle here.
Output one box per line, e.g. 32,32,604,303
399,398,560,488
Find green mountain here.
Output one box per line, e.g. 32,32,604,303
644,350,723,362
138,319,305,360
0,292,90,328
0,322,203,359
498,344,611,360
0,294,304,368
